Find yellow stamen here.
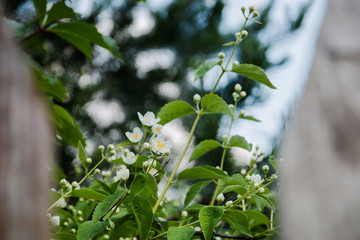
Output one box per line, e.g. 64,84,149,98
157,141,165,149
133,134,138,139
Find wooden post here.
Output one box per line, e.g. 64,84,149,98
0,20,51,240
281,1,360,239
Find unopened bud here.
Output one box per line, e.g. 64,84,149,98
193,94,201,104
86,158,92,164
78,217,83,222
60,179,67,186
241,169,247,175
241,30,248,38
107,144,114,151
71,228,76,233
249,6,255,13
253,11,259,17
94,168,100,175
234,83,242,92
218,52,225,59
240,91,247,98
232,92,239,101
258,187,265,193
110,150,116,156
239,110,245,117
109,219,115,229
241,6,246,14
71,181,79,189
216,193,225,203
235,32,241,39
77,210,82,215
245,175,251,182
98,145,104,151
182,211,188,218
272,174,278,180
225,200,233,207
144,142,150,150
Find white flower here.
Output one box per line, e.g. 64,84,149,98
225,200,233,207
216,193,225,203
251,174,263,186
116,168,130,181
123,151,138,164
56,198,67,208
152,124,162,135
138,111,160,126
125,127,143,143
150,134,172,154
50,216,60,226
101,170,111,177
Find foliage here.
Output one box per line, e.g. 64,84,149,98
4,1,284,239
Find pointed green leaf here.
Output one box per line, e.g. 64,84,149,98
178,166,229,180
223,41,235,46
222,210,252,237
132,194,153,240
77,220,108,240
244,210,270,228
229,135,251,151
253,194,275,211
78,141,89,170
92,190,124,223
168,226,195,240
231,64,276,89
189,140,222,162
44,1,77,26
184,180,212,207
92,178,113,194
201,94,233,116
71,189,109,201
157,101,196,125
194,61,218,82
130,173,147,201
116,140,137,147
239,115,261,122
32,0,47,16
199,206,224,240
223,174,247,186
52,105,85,147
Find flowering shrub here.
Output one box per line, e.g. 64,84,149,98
44,5,281,240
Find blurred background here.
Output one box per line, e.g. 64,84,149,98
6,0,325,197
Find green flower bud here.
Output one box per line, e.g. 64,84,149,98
235,32,241,39
233,61,239,67
240,91,247,98
98,145,104,151
86,157,92,164
181,211,188,218
234,83,242,92
262,164,269,173
249,6,255,13
218,52,225,59
241,30,248,38
239,110,245,116
232,92,239,101
253,11,259,17
71,181,79,189
241,6,246,14
94,168,100,175
193,94,201,105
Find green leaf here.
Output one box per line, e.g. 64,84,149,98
77,220,108,240
189,140,222,162
102,35,124,63
92,178,113,194
184,180,212,207
244,210,270,228
223,174,247,186
222,210,252,237
32,0,47,16
229,135,251,151
194,61,218,82
184,204,206,212
269,156,278,172
168,226,195,240
253,195,275,211
44,1,77,26
223,41,235,46
54,232,76,240
178,166,229,180
47,22,122,61
199,206,224,240
132,194,153,240
201,94,233,116
71,189,109,201
239,115,261,122
52,105,85,147
231,64,276,89
116,140,137,147
130,173,158,206
92,190,124,223
130,173,147,201
78,141,89,171
157,101,196,125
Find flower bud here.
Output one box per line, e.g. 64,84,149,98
241,169,247,175
241,30,248,38
218,52,225,59
77,210,82,215
232,61,239,67
225,200,233,207
239,110,245,116
98,145,104,151
94,168,100,175
107,144,114,151
195,226,201,232
258,187,265,193
63,221,68,226
262,165,269,173
245,175,251,182
249,6,255,13
143,161,149,168
78,217,83,222
86,158,92,164
253,11,259,17
228,104,235,112
71,181,79,189
103,234,109,239
50,216,60,226
235,32,241,39
241,6,246,14
144,142,150,150
240,91,247,98
216,193,225,203
109,219,115,229
193,94,201,105
181,211,188,218
71,228,76,233
110,150,116,157
232,92,239,101
272,174,278,180
234,83,242,92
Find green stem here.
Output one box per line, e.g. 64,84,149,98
270,209,274,229
153,111,202,213
47,156,107,212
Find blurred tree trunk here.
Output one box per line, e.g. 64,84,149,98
281,0,360,239
0,20,51,240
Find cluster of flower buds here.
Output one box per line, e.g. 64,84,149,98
241,5,259,19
